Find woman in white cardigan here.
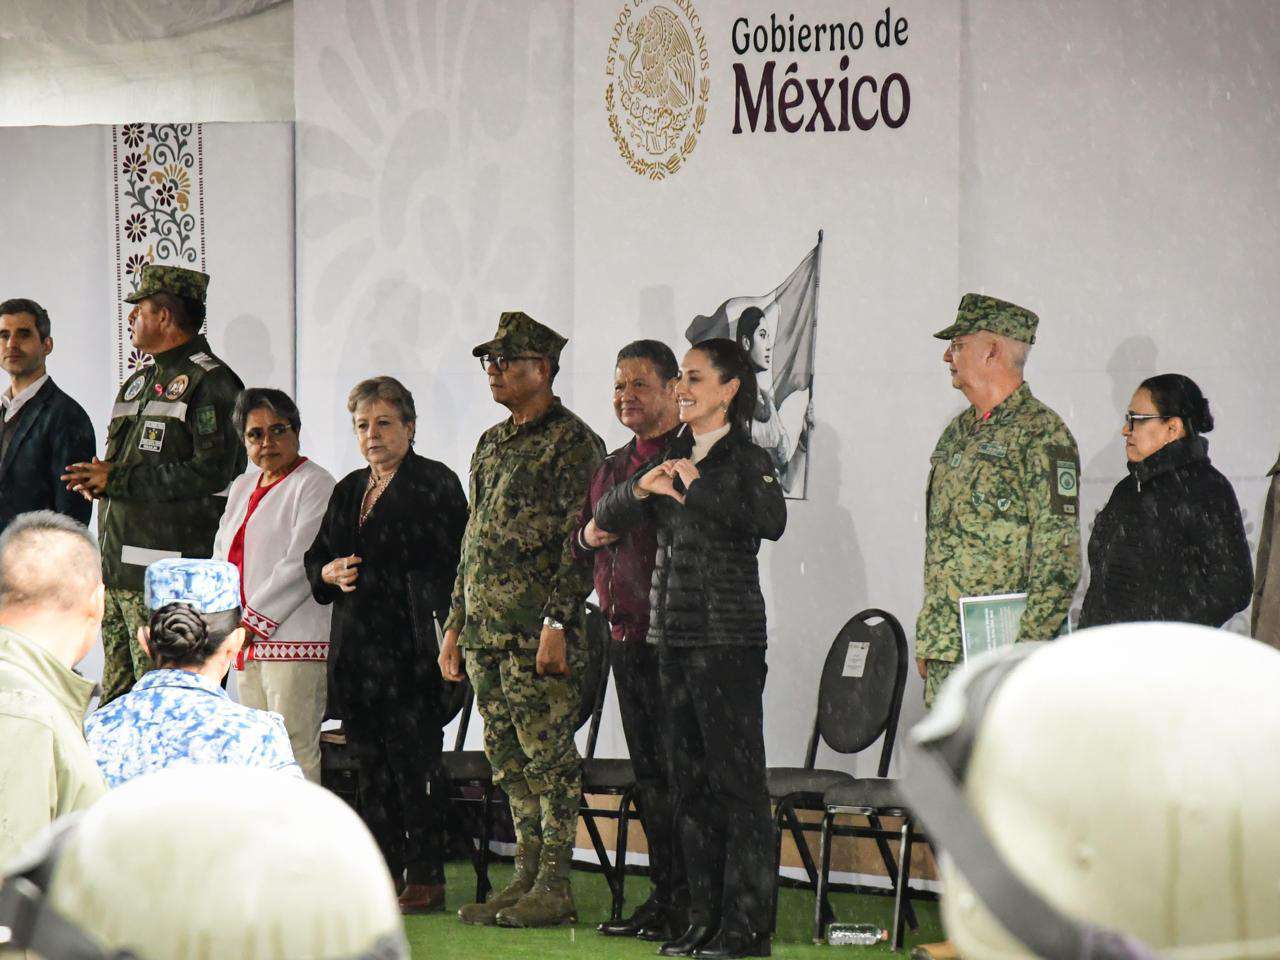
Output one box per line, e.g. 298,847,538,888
214,388,336,783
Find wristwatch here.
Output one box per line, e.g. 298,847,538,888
543,616,565,631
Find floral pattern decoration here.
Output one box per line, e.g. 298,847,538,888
113,123,205,379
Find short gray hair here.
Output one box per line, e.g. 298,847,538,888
0,511,101,613
997,334,1032,372
346,376,416,424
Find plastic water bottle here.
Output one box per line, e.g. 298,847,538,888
827,923,889,945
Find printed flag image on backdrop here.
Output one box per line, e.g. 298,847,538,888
685,232,822,499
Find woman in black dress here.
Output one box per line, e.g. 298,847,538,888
304,376,468,913
596,339,786,960
1079,373,1251,628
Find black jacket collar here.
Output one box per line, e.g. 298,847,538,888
1129,435,1208,485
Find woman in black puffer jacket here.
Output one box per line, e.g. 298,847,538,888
1079,373,1252,629
596,338,785,960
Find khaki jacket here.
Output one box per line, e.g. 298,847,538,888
0,627,105,872
1252,455,1280,648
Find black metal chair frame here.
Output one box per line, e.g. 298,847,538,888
577,637,640,923
814,796,929,949
767,608,911,935
440,679,498,903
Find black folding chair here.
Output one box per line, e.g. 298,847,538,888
765,608,910,933
440,677,498,902
575,604,639,923
815,778,926,949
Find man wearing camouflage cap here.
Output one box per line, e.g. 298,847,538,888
62,265,245,706
438,311,604,928
915,294,1081,709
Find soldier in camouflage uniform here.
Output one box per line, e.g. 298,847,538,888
62,265,245,706
437,311,604,929
915,294,1081,708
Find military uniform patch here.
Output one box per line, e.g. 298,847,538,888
139,420,166,452
978,441,1007,458
164,375,190,400
123,375,146,401
1051,449,1079,516
195,406,217,436
188,352,221,372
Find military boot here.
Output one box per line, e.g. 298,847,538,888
493,844,577,928
457,840,542,925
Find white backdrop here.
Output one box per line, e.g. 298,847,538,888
294,0,1280,772
3,0,1278,779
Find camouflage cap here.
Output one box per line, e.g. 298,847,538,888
934,294,1039,345
144,558,240,614
472,311,568,363
124,265,210,305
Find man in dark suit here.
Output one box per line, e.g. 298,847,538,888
0,298,96,532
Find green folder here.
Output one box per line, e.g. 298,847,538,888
959,592,1028,661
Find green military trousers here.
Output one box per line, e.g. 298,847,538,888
464,647,583,849
100,588,152,706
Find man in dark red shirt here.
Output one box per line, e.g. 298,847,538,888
572,340,685,941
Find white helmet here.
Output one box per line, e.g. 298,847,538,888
903,623,1280,960
0,766,407,959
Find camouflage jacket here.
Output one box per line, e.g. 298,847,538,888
445,399,605,650
99,335,246,592
915,382,1081,661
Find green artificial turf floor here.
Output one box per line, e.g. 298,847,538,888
404,861,943,959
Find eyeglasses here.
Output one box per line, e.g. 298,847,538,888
1123,412,1168,430
478,354,542,373
244,423,292,444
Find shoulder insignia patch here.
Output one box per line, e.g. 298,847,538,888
188,352,221,372
1048,444,1080,517
122,375,146,401
195,405,217,436
164,374,190,400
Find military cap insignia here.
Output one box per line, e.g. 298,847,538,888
164,375,190,400
763,474,775,483
123,375,146,401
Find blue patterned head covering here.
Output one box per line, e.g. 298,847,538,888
144,559,241,614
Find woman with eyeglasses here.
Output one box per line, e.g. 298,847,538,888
304,376,468,915
213,388,336,784
1078,373,1251,629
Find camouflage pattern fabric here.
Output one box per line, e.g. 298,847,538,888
100,587,151,706
471,311,568,363
915,382,1081,673
123,264,210,305
444,400,604,648
98,334,245,593
933,293,1039,345
464,646,585,849
923,658,961,709
143,557,239,613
